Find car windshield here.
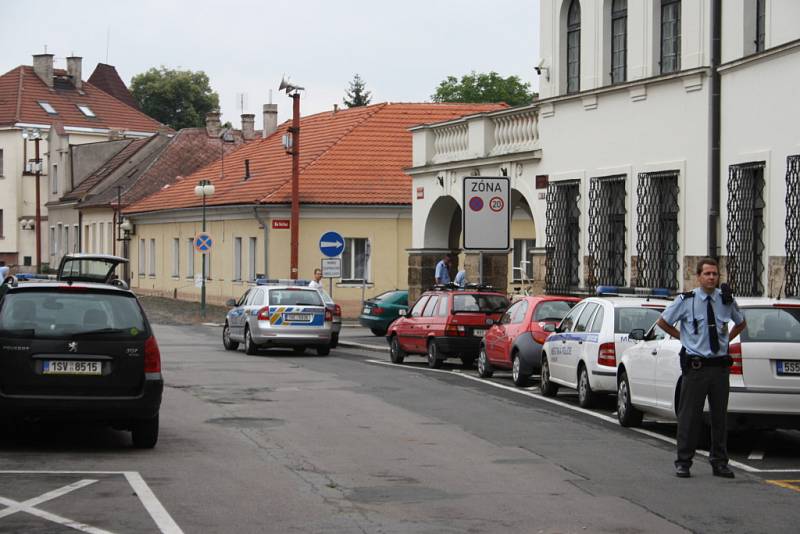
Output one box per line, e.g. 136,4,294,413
615,307,664,334
452,294,509,313
59,257,122,282
740,307,800,343
269,289,323,306
0,290,146,339
533,300,577,322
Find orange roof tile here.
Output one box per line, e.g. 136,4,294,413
124,102,506,214
0,65,163,132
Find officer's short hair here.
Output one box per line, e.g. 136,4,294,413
696,257,719,275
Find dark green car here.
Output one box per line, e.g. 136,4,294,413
359,290,409,336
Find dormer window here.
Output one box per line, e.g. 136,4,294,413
77,104,96,117
38,101,58,115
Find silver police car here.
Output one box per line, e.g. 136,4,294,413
223,282,333,356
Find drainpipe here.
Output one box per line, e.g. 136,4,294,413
253,205,269,279
708,0,722,258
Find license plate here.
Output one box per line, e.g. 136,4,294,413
362,306,371,314
473,329,486,337
284,313,312,322
43,360,102,376
777,360,800,375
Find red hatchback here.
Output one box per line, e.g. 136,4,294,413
387,286,510,368
478,295,580,386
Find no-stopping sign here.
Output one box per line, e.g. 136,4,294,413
462,177,510,250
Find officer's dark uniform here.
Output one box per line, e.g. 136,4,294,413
660,287,744,475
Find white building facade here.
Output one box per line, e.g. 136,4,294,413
408,0,800,300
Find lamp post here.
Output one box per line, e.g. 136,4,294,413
279,77,304,279
23,128,43,273
194,179,215,317
118,216,133,283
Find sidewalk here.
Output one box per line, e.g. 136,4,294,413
337,324,389,353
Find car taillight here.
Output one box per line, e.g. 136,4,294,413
144,335,161,373
325,308,333,322
372,306,385,315
334,304,341,317
532,331,548,345
598,342,616,367
729,342,743,375
444,324,466,336
257,306,270,321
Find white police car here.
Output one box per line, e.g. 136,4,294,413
540,287,670,407
617,297,800,429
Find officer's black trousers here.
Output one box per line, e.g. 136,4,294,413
675,366,730,468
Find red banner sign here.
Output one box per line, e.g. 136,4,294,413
272,219,290,229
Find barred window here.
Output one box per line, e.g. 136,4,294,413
727,162,766,296
636,171,679,289
755,0,766,52
567,0,581,93
545,180,581,294
660,0,681,74
785,155,800,297
611,0,627,84
588,175,626,286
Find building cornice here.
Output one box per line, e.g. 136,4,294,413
718,38,800,74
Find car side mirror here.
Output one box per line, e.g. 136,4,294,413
226,298,237,307
543,323,556,333
397,309,406,317
629,328,645,341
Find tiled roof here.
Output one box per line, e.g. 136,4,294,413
125,102,506,214
80,128,246,209
0,65,163,132
87,63,140,110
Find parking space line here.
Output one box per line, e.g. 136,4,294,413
365,359,800,475
0,471,183,534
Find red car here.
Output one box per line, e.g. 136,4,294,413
478,295,581,386
387,286,510,368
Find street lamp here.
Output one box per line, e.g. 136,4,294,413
194,179,215,317
22,128,42,273
278,76,304,279
118,217,133,282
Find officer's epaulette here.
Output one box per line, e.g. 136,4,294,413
679,291,694,299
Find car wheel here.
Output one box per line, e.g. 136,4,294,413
293,346,306,355
244,327,259,355
512,353,529,387
427,340,443,369
330,332,339,348
617,371,644,428
540,355,559,397
222,323,239,351
577,364,597,408
316,345,331,356
460,355,475,369
477,346,493,378
371,328,387,337
131,415,159,449
389,336,406,364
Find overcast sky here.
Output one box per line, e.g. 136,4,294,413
2,0,539,128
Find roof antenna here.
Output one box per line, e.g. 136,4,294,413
106,26,110,63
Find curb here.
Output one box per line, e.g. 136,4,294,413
337,340,388,353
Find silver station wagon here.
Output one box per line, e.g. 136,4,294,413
223,283,333,356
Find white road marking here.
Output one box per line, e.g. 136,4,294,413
0,471,184,533
365,359,800,474
748,450,765,460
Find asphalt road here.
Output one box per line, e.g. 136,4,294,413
1,323,798,533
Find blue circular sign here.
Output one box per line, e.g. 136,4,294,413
468,196,484,212
194,232,213,253
319,231,345,257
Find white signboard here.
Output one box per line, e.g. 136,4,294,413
194,274,203,288
321,258,341,278
462,176,510,250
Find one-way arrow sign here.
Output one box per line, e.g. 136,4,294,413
319,231,345,257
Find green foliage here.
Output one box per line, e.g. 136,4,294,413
343,74,372,108
130,67,220,130
431,71,533,106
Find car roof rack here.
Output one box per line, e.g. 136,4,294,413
428,282,498,292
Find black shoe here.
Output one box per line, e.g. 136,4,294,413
712,464,735,478
675,465,691,478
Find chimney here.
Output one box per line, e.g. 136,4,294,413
32,53,54,88
66,56,82,89
262,103,278,138
241,113,255,140
333,104,338,114
205,111,221,137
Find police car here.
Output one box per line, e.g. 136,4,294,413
223,279,333,356
540,287,670,407
617,297,800,429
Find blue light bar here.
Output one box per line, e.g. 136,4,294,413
596,285,671,298
256,278,311,286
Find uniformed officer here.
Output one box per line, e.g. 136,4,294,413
655,257,746,479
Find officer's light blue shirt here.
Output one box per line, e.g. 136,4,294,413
660,287,745,357
435,260,450,284
454,270,466,287
0,266,8,280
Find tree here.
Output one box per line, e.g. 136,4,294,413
130,67,220,130
431,71,533,107
343,74,372,108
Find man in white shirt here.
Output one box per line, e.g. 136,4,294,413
0,262,9,281
308,268,324,290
